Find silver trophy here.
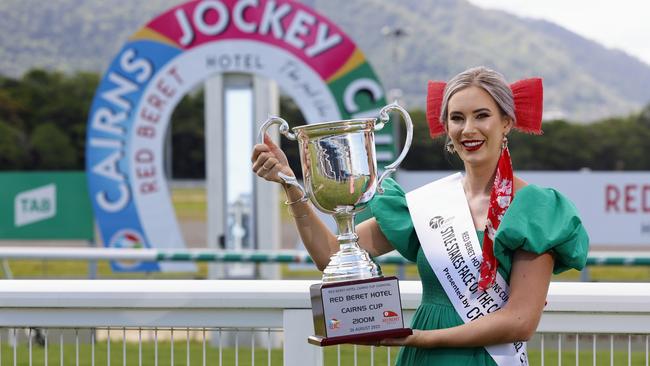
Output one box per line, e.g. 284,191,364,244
258,102,413,283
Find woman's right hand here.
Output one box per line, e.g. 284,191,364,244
251,133,295,185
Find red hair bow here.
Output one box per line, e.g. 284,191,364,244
426,78,544,138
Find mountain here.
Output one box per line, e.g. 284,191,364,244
313,0,650,121
1,0,649,121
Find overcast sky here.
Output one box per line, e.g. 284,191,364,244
467,0,650,66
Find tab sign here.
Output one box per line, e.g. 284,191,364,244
14,184,57,227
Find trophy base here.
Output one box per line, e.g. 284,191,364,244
322,245,382,283
309,276,411,347
308,328,412,346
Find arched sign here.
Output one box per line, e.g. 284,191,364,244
86,0,387,271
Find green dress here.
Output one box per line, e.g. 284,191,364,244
366,178,589,366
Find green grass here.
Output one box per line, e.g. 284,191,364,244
0,339,283,366
0,339,647,366
281,263,420,280
526,350,647,366
0,338,401,366
2,260,210,279
171,188,206,221
581,265,650,281
282,264,650,282
5,260,650,282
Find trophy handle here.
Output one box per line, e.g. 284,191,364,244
375,102,413,194
257,116,307,197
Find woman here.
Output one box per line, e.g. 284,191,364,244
252,66,589,365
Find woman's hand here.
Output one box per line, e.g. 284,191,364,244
377,329,428,347
251,134,295,184
353,330,429,348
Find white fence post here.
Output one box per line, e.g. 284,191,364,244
283,309,323,366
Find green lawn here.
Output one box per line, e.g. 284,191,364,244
526,350,647,366
172,188,206,221
0,339,283,366
4,259,650,282
2,259,209,279
0,339,646,366
282,263,650,282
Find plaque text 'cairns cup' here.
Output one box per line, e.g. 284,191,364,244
258,103,413,346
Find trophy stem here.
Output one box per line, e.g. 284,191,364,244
333,211,357,245
322,211,382,282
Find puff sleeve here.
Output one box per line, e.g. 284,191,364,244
365,178,420,262
493,185,590,279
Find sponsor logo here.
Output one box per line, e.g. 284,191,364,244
429,215,455,230
328,318,341,330
109,230,145,269
14,184,57,227
382,310,400,323
429,216,444,229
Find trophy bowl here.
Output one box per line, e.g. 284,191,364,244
293,118,379,214
293,118,384,282
259,103,413,282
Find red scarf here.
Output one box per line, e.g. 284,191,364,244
479,145,513,290
426,77,543,290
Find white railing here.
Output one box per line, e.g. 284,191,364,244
0,281,649,365
1,247,649,265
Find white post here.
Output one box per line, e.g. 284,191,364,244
206,74,280,280
205,74,225,279
222,73,255,278
253,77,280,280
283,309,323,366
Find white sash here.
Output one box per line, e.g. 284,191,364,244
405,173,528,366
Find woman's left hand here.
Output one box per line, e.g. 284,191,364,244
377,329,427,347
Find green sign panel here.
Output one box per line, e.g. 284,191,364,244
0,172,94,240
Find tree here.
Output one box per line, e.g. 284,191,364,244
3,69,650,173
0,119,28,169
397,109,457,171
30,122,76,169
171,90,205,178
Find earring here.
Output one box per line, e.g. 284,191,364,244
446,141,456,154
502,136,509,150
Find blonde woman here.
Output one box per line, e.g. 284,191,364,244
252,66,589,365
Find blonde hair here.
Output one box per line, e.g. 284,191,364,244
440,66,515,125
